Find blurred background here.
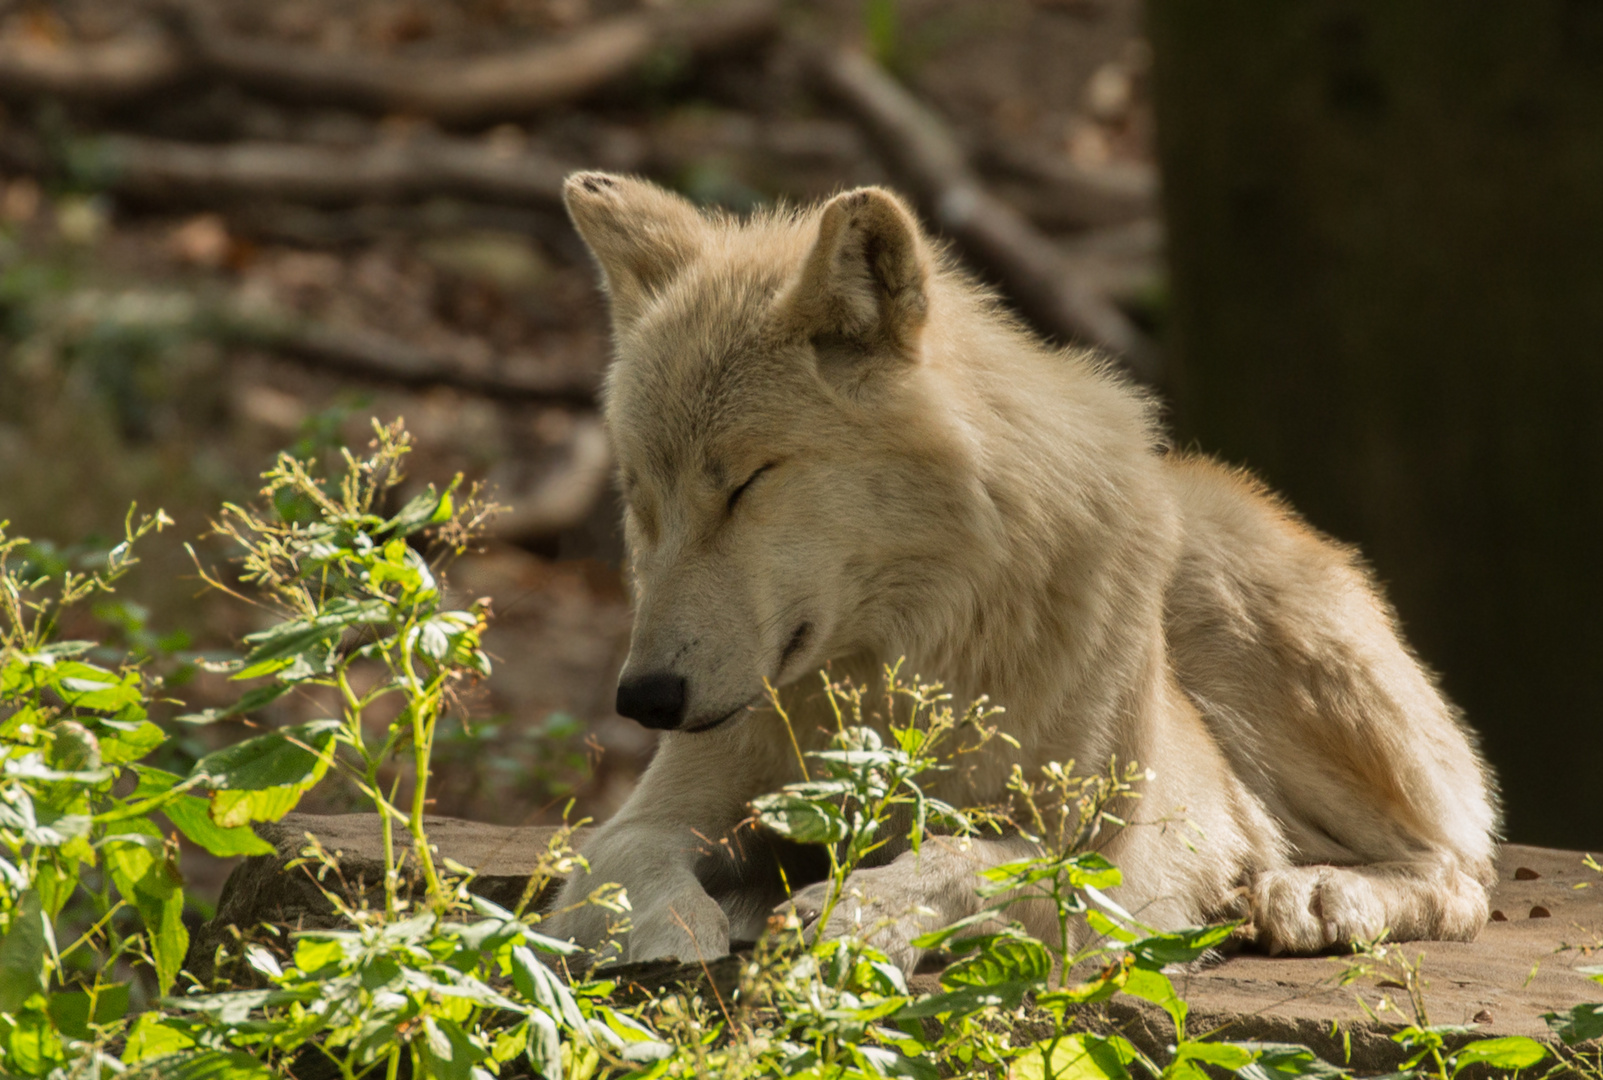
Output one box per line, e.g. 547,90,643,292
0,0,1596,914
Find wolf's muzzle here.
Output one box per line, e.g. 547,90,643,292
615,672,687,730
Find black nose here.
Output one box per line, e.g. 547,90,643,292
615,673,687,730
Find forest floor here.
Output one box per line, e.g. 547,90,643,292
0,0,1162,907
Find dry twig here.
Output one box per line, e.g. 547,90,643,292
63,133,576,209
0,1,778,121
977,141,1157,232
221,315,597,408
167,0,779,125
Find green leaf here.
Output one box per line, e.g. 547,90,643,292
162,1050,274,1079
855,1043,938,1080
381,483,455,538
1129,923,1237,968
1172,1041,1256,1069
1084,908,1139,945
45,662,144,712
121,1011,198,1063
419,1016,486,1080
492,1022,529,1065
910,908,1005,951
235,599,390,678
293,936,349,974
93,718,167,764
752,792,848,844
940,934,1051,991
0,890,47,1012
189,719,339,828
1010,1034,1135,1080
1451,1036,1547,1073
1546,1002,1603,1045
1124,967,1186,1036
1228,1041,1348,1079
162,794,274,856
0,789,91,848
512,945,585,1030
46,983,129,1038
45,721,101,773
1038,961,1130,1010
894,980,1032,1019
0,1003,63,1075
175,682,293,726
527,1009,561,1077
102,826,188,993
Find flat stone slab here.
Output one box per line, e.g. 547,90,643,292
184,813,587,983
190,816,1602,1071
1172,845,1598,1035
1067,844,1603,1073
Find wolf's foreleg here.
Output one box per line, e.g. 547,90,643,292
546,723,796,963
549,820,732,964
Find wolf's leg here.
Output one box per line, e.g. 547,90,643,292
1249,860,1490,955
552,820,732,964
785,833,1045,973
547,719,798,964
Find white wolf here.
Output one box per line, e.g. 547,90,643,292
546,171,1498,972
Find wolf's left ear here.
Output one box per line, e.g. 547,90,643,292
779,187,930,376
565,171,709,329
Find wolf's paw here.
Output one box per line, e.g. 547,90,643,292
1249,866,1386,955
784,864,938,974
628,887,731,964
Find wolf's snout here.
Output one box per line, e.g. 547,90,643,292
616,673,687,730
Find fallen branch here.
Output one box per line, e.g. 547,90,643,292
225,201,587,260
491,418,614,541
219,315,597,408
0,34,184,102
66,133,575,209
167,0,779,125
977,142,1158,232
804,44,1160,385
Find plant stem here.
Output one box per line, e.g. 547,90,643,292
399,632,445,910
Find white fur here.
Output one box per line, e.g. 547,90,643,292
546,174,1498,971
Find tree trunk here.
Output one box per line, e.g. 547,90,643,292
1148,0,1603,847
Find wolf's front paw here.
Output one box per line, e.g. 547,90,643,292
628,887,732,964
1250,867,1385,955
785,864,938,974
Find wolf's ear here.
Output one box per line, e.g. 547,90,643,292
565,172,708,328
780,187,930,379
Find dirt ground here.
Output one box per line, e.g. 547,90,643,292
0,0,1160,905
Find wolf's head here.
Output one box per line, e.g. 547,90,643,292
566,171,984,733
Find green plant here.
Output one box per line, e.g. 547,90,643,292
130,421,663,1079
1336,937,1551,1079
0,506,185,1076
5,419,1591,1080
0,421,643,1078
1535,854,1603,1078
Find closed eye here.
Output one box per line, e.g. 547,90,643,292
727,462,775,513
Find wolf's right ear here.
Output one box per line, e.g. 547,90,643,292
778,187,930,384
565,172,708,329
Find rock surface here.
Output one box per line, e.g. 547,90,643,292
1076,844,1603,1073
189,817,1601,1072
183,813,588,983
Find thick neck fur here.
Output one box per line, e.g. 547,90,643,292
863,270,1180,774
